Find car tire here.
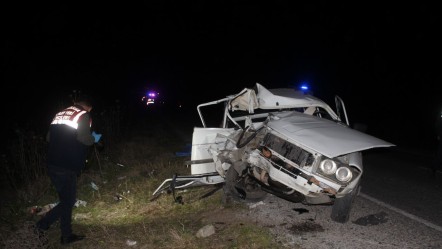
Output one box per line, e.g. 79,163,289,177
330,182,361,223
223,166,267,203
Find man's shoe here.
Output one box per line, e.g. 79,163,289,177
60,234,85,245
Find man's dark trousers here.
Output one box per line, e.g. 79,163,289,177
37,165,77,237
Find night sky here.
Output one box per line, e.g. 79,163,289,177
2,2,441,149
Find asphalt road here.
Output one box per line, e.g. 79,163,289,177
362,147,442,228
235,146,442,249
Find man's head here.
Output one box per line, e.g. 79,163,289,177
74,95,93,112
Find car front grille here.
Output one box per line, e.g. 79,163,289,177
263,133,315,167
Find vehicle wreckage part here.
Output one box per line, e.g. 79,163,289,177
263,133,315,168
191,127,235,175
223,166,267,203
236,125,265,148
263,124,364,186
267,110,394,158
335,95,350,126
331,181,361,223
251,167,269,185
197,97,231,128
151,173,224,197
259,179,305,203
184,158,214,166
170,174,182,204
247,149,340,196
267,164,323,195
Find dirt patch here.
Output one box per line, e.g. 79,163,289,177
287,221,324,233
352,211,389,226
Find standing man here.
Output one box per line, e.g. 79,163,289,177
36,95,101,245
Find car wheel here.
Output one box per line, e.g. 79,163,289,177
223,166,267,203
330,182,361,223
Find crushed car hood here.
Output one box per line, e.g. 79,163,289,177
268,112,395,158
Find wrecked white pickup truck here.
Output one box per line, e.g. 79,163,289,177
153,83,394,223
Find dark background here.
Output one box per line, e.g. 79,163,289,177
2,1,441,150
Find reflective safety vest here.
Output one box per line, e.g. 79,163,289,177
51,106,92,129
47,105,92,173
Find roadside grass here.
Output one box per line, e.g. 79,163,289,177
0,115,284,249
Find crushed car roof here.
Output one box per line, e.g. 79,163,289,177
255,83,330,109
229,83,332,112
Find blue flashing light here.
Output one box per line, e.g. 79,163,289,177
297,82,313,95
300,84,309,91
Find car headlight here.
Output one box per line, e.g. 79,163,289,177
319,159,337,175
335,167,352,182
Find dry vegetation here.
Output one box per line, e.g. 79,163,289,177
0,105,284,249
